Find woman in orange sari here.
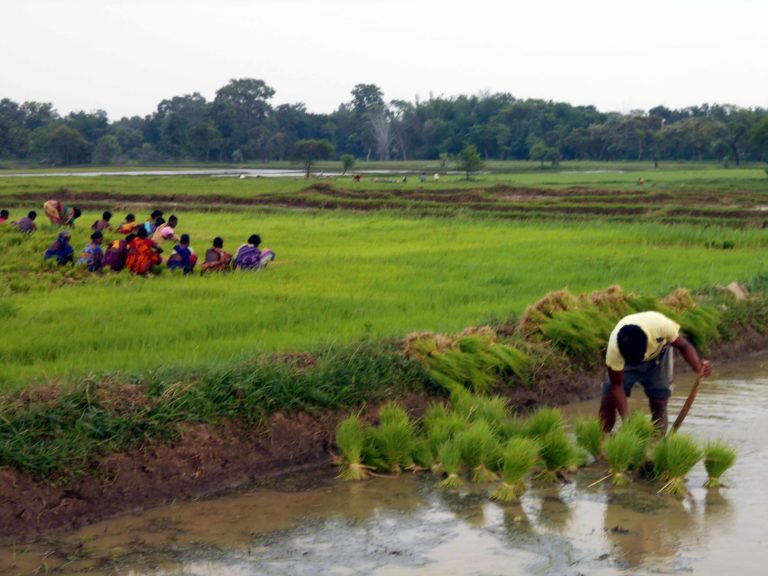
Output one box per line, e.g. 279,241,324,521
125,227,163,275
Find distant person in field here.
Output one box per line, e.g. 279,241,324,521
116,214,138,234
152,214,179,244
144,210,164,235
91,211,113,232
43,200,81,226
233,234,275,270
167,233,197,274
599,311,712,434
0,209,9,224
200,236,232,272
14,210,37,233
44,229,74,265
103,233,136,272
77,230,105,272
125,226,163,276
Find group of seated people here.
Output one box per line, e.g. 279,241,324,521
1,204,276,276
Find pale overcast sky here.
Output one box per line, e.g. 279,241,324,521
2,0,766,120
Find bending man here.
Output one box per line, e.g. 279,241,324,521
599,310,711,434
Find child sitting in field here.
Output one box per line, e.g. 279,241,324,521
91,211,113,232
200,237,233,273
167,233,197,274
77,230,105,272
232,234,276,271
0,209,8,224
44,229,74,265
116,214,138,234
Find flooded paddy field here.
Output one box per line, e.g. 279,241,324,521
2,354,766,575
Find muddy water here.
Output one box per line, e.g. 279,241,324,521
2,354,767,575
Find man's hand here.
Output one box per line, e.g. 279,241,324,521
698,359,712,377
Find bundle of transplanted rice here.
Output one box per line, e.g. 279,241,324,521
366,403,417,474
426,411,468,472
603,428,646,486
536,429,577,482
575,416,603,459
411,438,435,470
653,433,702,495
525,407,564,439
438,439,464,488
703,440,737,488
334,414,372,481
456,420,502,483
622,411,656,444
490,436,540,502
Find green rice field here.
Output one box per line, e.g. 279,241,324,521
1,198,766,391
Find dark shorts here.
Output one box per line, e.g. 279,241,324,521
602,346,674,400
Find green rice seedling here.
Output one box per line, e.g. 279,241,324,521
438,439,464,488
426,411,468,467
473,395,510,435
536,429,577,482
377,402,411,428
366,406,417,474
498,415,529,441
653,433,702,495
622,411,656,444
525,407,564,439
703,440,737,488
575,416,603,459
411,438,434,471
456,420,501,483
490,436,540,502
603,429,645,486
424,402,450,430
335,414,372,481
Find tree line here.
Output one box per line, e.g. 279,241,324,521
2,78,768,166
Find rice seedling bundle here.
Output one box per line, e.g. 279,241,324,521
377,402,411,428
525,407,564,439
536,429,577,482
426,412,468,471
603,428,645,486
703,440,737,488
575,416,603,459
438,439,464,488
622,411,656,445
498,415,529,441
456,420,501,483
411,438,434,470
367,405,417,474
490,436,540,502
653,433,702,495
472,395,510,435
335,414,371,481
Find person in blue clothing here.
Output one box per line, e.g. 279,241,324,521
167,233,197,274
44,229,74,265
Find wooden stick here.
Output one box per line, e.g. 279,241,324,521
670,369,705,433
587,473,613,488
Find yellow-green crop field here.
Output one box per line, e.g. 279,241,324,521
1,193,766,391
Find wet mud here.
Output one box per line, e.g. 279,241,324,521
1,353,767,575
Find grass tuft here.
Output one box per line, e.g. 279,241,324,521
703,440,737,488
